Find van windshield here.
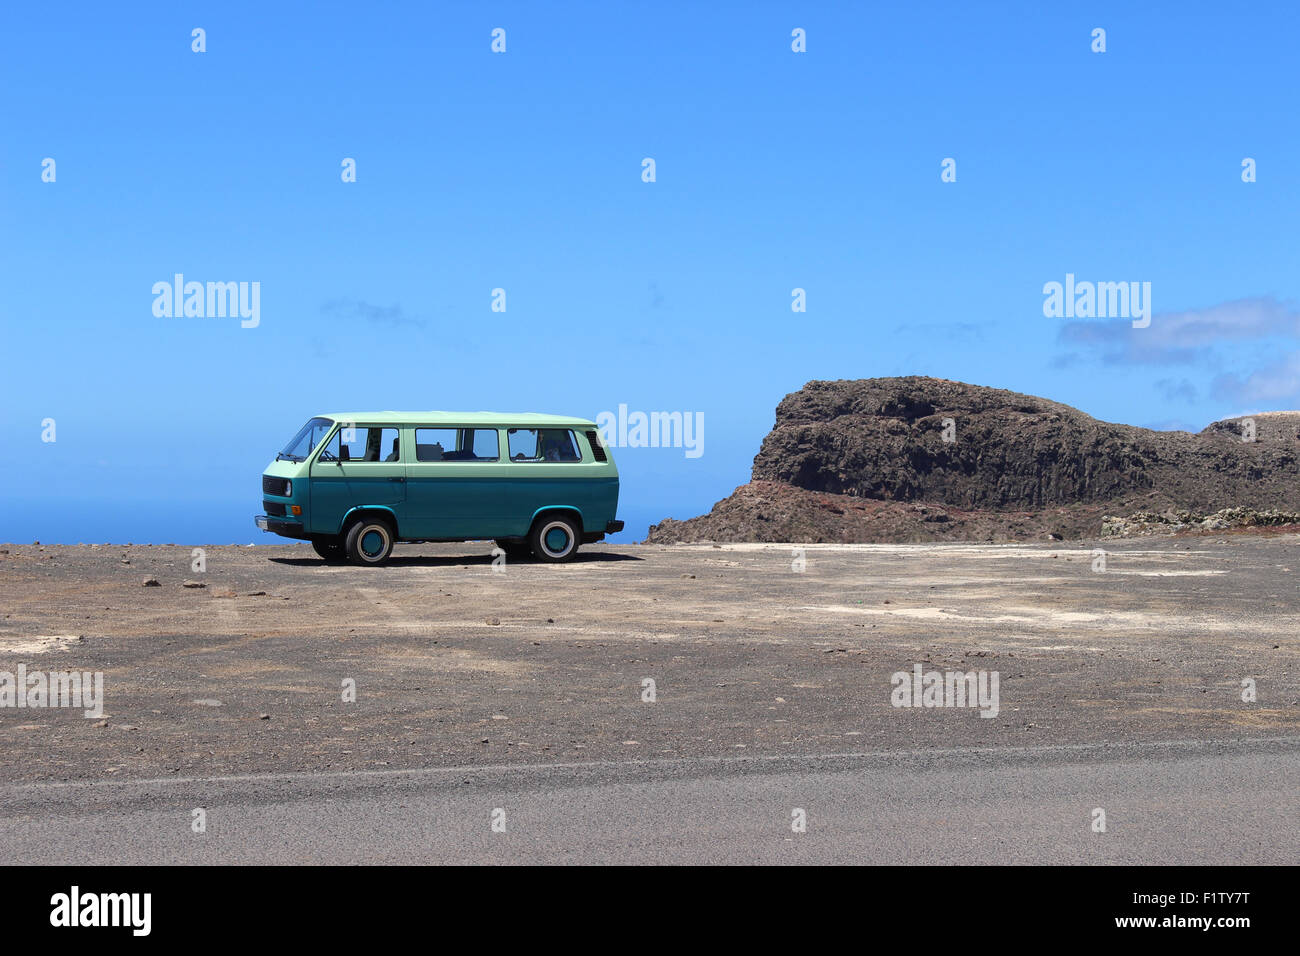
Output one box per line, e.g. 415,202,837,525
278,417,334,461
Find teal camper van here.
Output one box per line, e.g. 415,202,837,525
256,412,623,565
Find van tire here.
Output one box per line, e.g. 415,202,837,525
311,537,345,562
529,514,581,563
345,516,395,566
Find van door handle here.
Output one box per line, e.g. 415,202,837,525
388,477,405,482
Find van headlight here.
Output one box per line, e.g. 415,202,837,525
283,480,292,496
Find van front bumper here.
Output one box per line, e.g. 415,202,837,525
254,515,310,540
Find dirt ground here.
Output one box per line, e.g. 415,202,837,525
0,536,1296,783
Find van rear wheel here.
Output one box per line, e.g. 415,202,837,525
311,537,345,562
345,517,395,566
529,514,580,563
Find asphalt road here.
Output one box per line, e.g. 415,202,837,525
1,737,1295,864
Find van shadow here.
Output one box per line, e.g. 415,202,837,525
268,550,643,568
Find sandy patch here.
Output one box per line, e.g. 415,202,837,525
0,634,83,654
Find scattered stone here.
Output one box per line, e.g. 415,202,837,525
259,713,271,720
142,577,161,587
92,719,108,728
1102,507,1300,538
182,580,207,589
486,617,500,626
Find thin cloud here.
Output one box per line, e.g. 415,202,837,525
894,322,985,342
1057,295,1300,365
322,298,427,329
1139,418,1201,434
1212,352,1300,404
1155,378,1198,402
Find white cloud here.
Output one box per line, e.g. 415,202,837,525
1058,295,1300,365
1212,351,1300,404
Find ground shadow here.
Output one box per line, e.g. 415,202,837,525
268,550,643,568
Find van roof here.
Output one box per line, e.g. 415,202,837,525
319,411,598,427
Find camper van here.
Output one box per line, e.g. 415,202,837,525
255,412,623,565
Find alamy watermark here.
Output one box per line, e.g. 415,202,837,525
890,663,999,718
0,664,104,718
50,886,150,936
152,274,260,328
1043,273,1150,328
595,404,704,458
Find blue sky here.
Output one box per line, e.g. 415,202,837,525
2,1,1297,544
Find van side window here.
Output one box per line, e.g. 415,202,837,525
328,426,399,463
507,429,538,461
464,428,500,460
509,428,582,462
415,428,500,462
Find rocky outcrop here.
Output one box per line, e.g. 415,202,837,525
648,377,1300,543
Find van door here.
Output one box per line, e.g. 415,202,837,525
311,425,406,535
404,426,507,539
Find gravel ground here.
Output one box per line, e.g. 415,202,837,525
0,536,1297,784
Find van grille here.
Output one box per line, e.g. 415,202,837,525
585,430,607,462
263,500,287,517
263,475,290,496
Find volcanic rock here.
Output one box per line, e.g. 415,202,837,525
647,377,1300,543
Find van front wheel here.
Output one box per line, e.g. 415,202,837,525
345,518,395,566
529,515,580,563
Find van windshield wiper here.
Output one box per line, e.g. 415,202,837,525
276,453,303,462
